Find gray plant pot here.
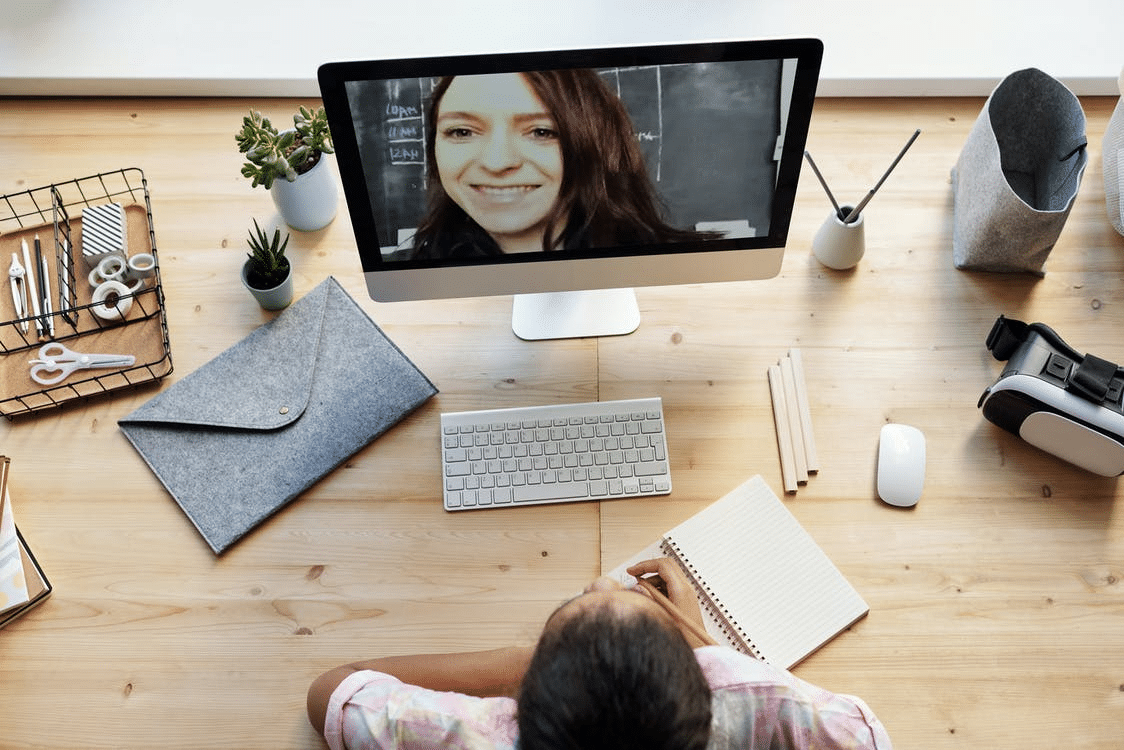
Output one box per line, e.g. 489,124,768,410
241,259,293,310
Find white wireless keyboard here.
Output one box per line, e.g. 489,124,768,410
440,397,672,511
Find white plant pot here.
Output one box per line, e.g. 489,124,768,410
270,151,338,232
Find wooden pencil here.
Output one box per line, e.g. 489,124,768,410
787,348,819,473
768,364,798,494
635,578,718,647
780,355,809,483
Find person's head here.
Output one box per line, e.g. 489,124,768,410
429,72,565,254
516,577,713,750
414,68,704,258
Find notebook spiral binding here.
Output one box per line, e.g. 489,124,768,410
661,538,765,661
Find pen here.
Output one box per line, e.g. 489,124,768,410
34,235,50,337
22,239,42,336
804,150,844,221
40,247,54,338
845,129,921,224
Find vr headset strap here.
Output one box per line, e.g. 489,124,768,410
986,315,1121,404
1071,354,1118,402
985,315,1036,361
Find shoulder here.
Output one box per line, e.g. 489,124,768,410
325,670,518,750
693,647,894,750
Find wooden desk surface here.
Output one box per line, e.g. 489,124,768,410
1,95,1121,749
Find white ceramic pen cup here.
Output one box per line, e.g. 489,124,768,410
812,205,865,270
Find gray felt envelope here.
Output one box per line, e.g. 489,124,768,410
119,276,437,554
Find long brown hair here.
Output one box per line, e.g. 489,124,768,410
411,69,716,258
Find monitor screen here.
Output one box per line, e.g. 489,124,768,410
319,38,822,339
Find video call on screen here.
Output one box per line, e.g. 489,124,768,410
345,59,791,256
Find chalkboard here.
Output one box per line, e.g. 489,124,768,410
602,60,781,235
345,77,434,247
344,60,782,250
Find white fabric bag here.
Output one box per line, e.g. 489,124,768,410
1103,66,1124,237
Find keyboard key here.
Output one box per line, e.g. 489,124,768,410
515,482,590,503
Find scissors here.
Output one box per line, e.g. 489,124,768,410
29,342,135,386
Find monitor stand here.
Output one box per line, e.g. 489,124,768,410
511,288,641,341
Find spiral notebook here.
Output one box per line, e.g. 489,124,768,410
608,475,869,669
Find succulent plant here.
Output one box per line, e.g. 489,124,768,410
236,105,334,190
243,219,291,289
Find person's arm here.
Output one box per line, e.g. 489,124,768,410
306,646,534,736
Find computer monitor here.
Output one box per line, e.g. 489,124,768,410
318,38,822,340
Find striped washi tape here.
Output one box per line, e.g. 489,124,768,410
81,203,126,264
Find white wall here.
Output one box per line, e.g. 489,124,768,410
1,0,1120,97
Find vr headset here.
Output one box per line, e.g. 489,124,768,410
979,315,1124,476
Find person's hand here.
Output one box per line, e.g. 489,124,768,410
626,557,711,644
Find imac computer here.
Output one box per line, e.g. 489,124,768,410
318,38,822,340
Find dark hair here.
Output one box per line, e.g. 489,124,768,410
410,69,719,259
516,603,712,750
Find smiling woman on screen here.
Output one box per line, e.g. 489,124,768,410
407,69,718,259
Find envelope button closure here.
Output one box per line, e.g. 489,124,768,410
279,406,290,415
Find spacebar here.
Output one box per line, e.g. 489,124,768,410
514,482,590,503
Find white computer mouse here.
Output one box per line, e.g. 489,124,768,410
877,423,926,507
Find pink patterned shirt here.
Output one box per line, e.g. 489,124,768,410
324,645,893,749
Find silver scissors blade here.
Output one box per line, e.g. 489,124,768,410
29,342,135,386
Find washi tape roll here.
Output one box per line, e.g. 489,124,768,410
95,255,126,284
127,253,156,280
91,280,133,322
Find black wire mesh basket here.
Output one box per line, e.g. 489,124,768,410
0,168,173,417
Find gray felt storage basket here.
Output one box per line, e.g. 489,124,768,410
951,68,1087,274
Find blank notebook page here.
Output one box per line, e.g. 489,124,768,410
663,475,869,668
